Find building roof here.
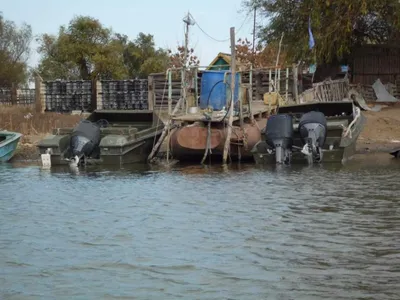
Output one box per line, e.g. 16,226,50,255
206,52,245,70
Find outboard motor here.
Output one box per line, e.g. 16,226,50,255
298,111,327,164
68,119,108,166
265,114,294,164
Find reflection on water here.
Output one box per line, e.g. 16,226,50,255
1,153,400,299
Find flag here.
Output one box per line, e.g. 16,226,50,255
308,16,315,50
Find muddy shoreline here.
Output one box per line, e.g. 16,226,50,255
10,137,400,164
8,103,400,163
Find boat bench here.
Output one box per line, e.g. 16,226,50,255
53,127,139,136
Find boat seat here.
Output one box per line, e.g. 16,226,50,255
53,127,139,136
100,127,138,136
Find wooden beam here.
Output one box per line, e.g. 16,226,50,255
147,97,184,162
91,77,97,111
147,75,154,111
35,75,44,113
11,83,17,105
292,64,299,104
223,27,236,164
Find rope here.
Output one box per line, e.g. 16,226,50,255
189,12,251,43
342,107,361,139
201,121,212,164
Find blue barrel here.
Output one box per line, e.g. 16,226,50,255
199,70,240,111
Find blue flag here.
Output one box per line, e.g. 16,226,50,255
308,16,315,49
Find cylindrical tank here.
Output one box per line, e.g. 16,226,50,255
265,114,294,149
199,70,240,111
169,120,264,161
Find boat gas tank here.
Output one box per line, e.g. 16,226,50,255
265,114,294,149
298,111,327,147
70,120,102,158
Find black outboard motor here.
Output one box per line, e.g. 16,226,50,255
69,119,107,166
298,111,327,164
265,114,294,164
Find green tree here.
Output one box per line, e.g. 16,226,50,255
0,13,32,87
245,0,400,64
116,32,169,78
36,16,171,80
36,16,127,80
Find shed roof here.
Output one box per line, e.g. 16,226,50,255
206,52,245,70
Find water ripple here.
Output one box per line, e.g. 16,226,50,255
1,156,400,299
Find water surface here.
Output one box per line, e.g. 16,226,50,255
1,154,400,299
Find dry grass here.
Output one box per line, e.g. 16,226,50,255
0,105,82,136
1,105,83,160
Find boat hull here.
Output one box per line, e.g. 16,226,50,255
252,101,365,165
253,141,357,164
37,110,164,166
169,119,267,162
0,131,22,163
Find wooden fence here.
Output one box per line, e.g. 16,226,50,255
300,78,350,103
0,86,36,106
148,66,298,110
2,65,301,113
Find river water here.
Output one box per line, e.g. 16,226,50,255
1,153,400,300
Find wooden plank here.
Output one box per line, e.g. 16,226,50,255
35,75,44,113
223,27,236,163
147,75,154,111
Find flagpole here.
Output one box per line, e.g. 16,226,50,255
308,15,316,83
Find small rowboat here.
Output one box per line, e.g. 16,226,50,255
0,131,22,162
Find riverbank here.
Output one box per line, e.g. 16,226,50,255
3,103,400,162
356,103,400,153
0,105,82,162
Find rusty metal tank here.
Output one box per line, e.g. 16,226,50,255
169,118,267,162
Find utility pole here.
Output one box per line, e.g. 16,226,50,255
252,6,256,64
182,12,195,111
183,12,192,68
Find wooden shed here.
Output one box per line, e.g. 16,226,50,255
206,52,246,71
206,52,232,70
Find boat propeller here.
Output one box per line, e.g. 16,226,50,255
64,155,84,167
300,137,323,164
298,111,327,164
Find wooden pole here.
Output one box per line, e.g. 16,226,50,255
148,75,154,111
222,27,236,164
285,67,289,102
147,97,184,162
239,73,243,128
248,65,254,121
35,75,44,113
91,77,97,112
168,70,172,115
11,83,17,105
292,63,299,104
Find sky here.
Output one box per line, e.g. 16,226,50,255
2,0,257,69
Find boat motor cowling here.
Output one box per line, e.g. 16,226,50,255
298,111,327,163
265,114,294,164
69,120,103,164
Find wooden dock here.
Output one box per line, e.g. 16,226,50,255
171,101,270,123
